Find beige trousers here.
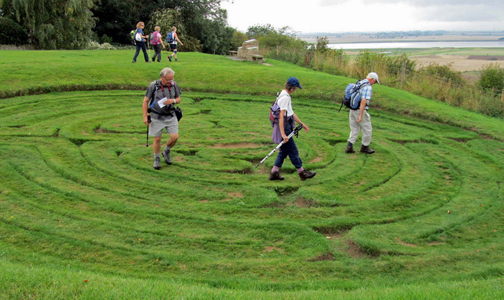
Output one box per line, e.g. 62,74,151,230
348,109,372,146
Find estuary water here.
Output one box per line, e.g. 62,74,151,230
328,40,504,50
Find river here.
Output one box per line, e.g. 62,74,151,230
328,40,504,50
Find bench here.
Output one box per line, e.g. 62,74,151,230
229,50,237,56
251,54,263,63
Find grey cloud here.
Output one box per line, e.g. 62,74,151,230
420,5,504,22
320,0,504,23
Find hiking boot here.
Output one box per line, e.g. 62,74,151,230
175,58,178,62
152,57,155,62
153,156,161,170
132,60,136,63
299,170,316,181
360,145,375,154
168,56,172,62
345,145,355,153
268,171,284,181
162,148,172,165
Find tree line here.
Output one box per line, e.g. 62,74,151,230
0,0,246,53
1,0,502,118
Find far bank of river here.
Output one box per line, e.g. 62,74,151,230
329,40,504,50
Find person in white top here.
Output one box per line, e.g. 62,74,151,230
167,26,184,62
269,77,317,181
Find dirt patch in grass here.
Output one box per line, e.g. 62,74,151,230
209,143,262,149
396,238,417,247
264,246,283,253
228,192,243,198
308,251,335,262
287,196,316,208
346,240,377,258
468,55,504,60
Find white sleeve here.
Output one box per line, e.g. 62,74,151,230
277,94,290,111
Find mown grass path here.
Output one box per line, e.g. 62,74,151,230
0,51,503,299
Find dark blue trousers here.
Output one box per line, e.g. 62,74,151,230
133,42,149,62
274,121,302,168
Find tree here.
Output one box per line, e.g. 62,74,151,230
4,0,95,49
92,0,145,45
246,24,276,39
196,8,234,54
93,0,235,53
316,36,329,52
0,16,28,45
149,8,203,52
230,29,247,51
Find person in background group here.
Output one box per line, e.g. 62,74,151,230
345,72,380,154
269,77,317,181
151,26,166,62
167,26,184,62
132,22,150,63
143,68,182,170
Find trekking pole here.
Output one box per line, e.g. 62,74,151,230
255,124,303,169
145,115,151,147
145,125,149,147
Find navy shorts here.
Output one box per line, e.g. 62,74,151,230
170,44,177,51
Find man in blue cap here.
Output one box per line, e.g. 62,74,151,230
269,77,317,181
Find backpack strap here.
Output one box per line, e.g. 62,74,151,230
148,80,162,109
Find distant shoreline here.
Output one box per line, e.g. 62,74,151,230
298,34,504,44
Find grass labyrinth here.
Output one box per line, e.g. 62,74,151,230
0,51,503,298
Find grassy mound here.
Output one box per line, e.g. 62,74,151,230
0,50,503,299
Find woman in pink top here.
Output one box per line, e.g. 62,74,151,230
151,26,166,62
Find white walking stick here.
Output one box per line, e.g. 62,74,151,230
255,124,303,169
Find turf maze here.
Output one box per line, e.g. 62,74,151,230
0,89,503,290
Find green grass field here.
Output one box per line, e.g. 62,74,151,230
1,50,503,299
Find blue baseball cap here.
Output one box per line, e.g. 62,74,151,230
287,77,302,89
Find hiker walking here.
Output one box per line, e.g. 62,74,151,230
269,77,317,181
132,22,150,63
167,26,183,62
142,68,182,170
345,72,380,154
151,26,166,62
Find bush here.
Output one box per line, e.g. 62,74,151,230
417,62,466,86
86,41,116,50
0,17,28,45
477,63,504,95
477,90,504,118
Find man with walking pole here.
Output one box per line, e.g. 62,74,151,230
142,68,182,170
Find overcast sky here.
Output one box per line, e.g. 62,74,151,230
220,0,504,34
